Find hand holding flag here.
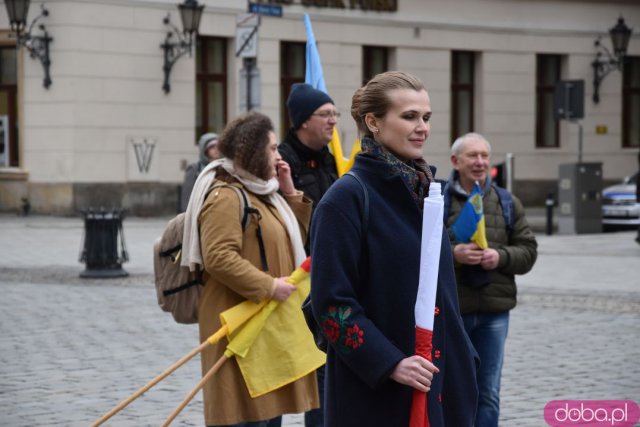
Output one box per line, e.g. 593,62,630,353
451,181,488,249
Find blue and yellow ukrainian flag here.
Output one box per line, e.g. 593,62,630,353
452,182,488,249
303,14,360,176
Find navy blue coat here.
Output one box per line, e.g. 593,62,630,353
310,155,478,427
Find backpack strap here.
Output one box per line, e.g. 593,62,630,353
222,184,269,272
442,181,452,224
492,184,515,235
344,171,369,236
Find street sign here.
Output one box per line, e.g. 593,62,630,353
236,13,260,28
248,3,283,17
235,14,260,58
236,26,258,58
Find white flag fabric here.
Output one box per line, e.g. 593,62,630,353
415,182,444,331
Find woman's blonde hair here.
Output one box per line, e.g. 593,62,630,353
351,71,426,138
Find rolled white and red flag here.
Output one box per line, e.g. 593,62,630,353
409,182,444,427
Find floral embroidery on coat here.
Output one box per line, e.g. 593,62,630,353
321,305,365,353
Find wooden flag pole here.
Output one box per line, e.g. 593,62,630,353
91,340,209,427
92,325,230,427
161,354,229,427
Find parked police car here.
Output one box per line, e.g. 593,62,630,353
602,172,639,230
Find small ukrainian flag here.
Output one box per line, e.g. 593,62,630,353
452,181,488,249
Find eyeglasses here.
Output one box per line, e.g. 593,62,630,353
311,111,341,120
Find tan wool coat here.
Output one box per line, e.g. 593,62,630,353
197,181,318,426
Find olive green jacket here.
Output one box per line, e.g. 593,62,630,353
445,176,538,314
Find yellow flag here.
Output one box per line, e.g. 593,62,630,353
328,129,361,177
222,260,325,398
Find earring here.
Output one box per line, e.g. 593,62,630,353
372,128,379,134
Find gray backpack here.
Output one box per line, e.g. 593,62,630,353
153,183,258,324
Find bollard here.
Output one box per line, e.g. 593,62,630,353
545,193,554,236
79,208,129,278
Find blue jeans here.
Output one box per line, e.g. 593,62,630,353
462,311,510,427
208,416,282,427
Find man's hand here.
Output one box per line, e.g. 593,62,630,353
453,243,484,265
480,248,500,270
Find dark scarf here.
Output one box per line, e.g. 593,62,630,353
360,136,434,209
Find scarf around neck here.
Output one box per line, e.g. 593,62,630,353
181,157,306,272
360,136,434,209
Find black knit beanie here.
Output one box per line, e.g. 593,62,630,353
286,83,334,129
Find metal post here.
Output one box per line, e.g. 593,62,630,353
577,121,584,164
545,193,554,235
505,152,514,193
243,57,255,112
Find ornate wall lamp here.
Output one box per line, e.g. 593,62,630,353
160,0,204,93
592,17,632,103
4,0,53,88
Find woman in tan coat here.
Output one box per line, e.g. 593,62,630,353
195,112,318,427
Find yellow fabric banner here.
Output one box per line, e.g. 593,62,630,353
221,261,326,398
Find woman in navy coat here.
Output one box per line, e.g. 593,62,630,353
310,71,478,426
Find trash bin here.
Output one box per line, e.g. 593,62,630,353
79,208,129,278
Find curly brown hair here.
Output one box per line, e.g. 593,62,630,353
217,112,275,180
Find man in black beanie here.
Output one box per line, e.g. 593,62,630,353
279,83,338,427
279,83,339,248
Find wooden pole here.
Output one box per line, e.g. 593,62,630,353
91,340,209,427
161,354,229,427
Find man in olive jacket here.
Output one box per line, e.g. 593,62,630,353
445,132,537,427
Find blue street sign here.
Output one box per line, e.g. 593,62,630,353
248,3,283,17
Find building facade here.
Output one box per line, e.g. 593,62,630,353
0,0,638,215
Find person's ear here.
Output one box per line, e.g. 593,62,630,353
451,155,460,169
364,113,379,134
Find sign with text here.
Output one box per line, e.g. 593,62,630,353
249,2,283,17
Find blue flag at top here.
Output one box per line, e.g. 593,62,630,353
304,14,327,93
451,182,489,249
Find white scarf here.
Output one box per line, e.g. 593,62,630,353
181,157,306,272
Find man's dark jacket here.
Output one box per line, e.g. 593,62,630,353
278,129,338,208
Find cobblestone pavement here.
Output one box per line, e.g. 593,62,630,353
1,215,638,426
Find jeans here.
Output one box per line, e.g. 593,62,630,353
304,366,325,427
208,416,282,427
462,311,510,427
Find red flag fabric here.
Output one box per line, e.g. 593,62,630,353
409,326,433,427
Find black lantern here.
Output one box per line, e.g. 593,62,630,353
161,0,204,94
5,0,31,33
179,0,204,39
610,17,632,58
592,17,633,103
4,0,53,88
